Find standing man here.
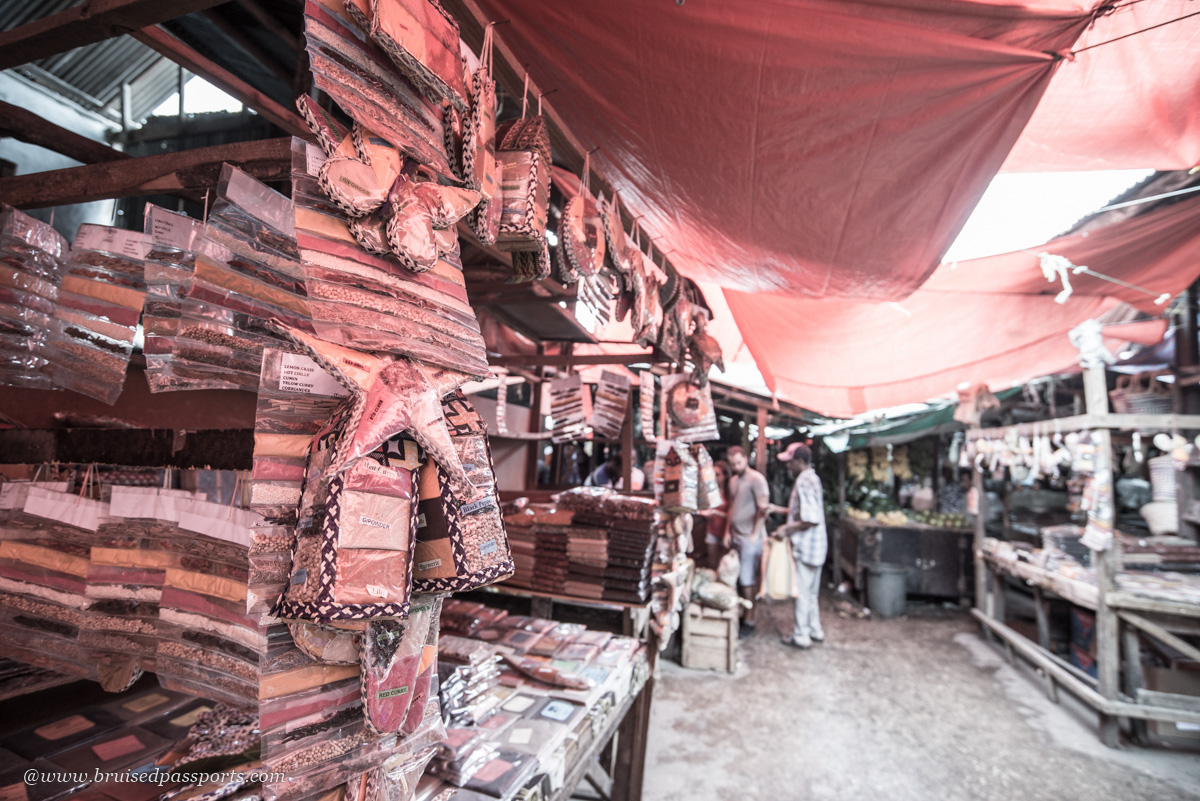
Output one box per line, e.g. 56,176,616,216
775,442,826,649
725,446,769,636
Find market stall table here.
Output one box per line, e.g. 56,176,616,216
838,516,974,605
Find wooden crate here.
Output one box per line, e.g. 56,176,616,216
681,602,737,673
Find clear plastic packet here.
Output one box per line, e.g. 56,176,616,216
378,748,438,801
289,620,362,666
360,597,437,734
206,164,301,274
1,203,69,261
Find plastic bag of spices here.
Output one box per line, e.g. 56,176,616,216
360,595,440,734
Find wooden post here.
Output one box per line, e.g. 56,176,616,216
611,677,654,801
1083,364,1109,417
1123,626,1148,744
834,451,846,587
1092,428,1122,747
973,468,987,613
524,370,544,490
622,391,634,491
1033,586,1051,651
755,405,768,475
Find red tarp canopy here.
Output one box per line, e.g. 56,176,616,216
478,0,1095,300
724,197,1199,416
1003,0,1200,172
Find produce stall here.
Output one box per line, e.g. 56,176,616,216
838,513,974,604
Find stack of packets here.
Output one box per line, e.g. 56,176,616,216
421,600,650,800
504,489,658,604
548,374,590,443
169,165,310,392
47,224,148,403
290,139,490,377
302,0,455,181
0,477,106,681
0,685,264,801
0,204,68,390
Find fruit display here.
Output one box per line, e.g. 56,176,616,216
874,510,909,526
847,450,869,481
906,509,970,528
847,507,872,521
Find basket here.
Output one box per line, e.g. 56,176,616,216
1110,372,1174,415
1148,454,1178,502
1140,500,1178,536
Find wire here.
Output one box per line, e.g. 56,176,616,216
1073,7,1200,54
1092,183,1200,212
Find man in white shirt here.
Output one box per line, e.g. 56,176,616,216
774,442,826,649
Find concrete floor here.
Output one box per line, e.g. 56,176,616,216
644,598,1200,801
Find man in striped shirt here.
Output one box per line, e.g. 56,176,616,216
775,442,827,649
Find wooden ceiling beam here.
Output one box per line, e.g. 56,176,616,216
0,137,292,209
0,100,129,165
131,25,310,138
489,352,654,369
0,0,229,70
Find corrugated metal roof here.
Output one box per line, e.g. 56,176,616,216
2,0,297,127
2,0,174,118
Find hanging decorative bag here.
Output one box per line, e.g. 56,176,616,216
411,392,514,593
598,192,629,280
370,0,470,114
361,595,441,734
495,76,552,256
465,24,501,245
510,241,551,283
561,155,605,279
276,405,422,624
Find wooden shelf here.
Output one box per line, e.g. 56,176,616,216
968,413,1200,440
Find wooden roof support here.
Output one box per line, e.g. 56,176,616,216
0,137,292,209
489,352,654,369
0,100,129,165
0,0,228,71
131,25,310,138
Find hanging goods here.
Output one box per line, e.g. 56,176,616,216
495,77,552,261
465,24,501,245
412,392,514,593
370,0,470,114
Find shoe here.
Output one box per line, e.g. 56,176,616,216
781,635,812,650
739,622,756,639
811,632,825,643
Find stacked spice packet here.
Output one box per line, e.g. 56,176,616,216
0,204,68,389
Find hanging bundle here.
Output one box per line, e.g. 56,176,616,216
598,191,629,280
495,75,552,262
465,24,501,245
370,0,470,114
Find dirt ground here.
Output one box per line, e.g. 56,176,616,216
643,598,1200,801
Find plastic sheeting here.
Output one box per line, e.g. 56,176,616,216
724,197,1199,416
477,0,1097,300
1004,0,1200,172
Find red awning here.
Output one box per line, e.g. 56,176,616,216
477,0,1095,300
1004,0,1200,172
723,197,1199,416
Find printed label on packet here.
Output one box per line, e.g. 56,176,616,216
359,515,391,530
122,692,170,714
279,353,349,397
459,497,495,517
306,143,327,176
146,206,201,250
366,585,388,598
417,559,442,571
479,540,497,556
74,224,148,259
169,706,211,727
416,513,427,528
291,569,308,585
92,733,144,762
377,686,410,700
34,715,94,741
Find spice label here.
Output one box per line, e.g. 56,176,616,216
169,706,211,728
34,714,95,741
538,700,575,722
508,727,532,745
279,353,349,397
306,144,327,176
365,584,388,598
502,695,535,713
91,733,144,762
417,558,442,571
291,569,308,585
121,692,170,714
479,539,498,556
146,206,201,250
377,686,410,700
74,224,148,259
459,497,495,517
